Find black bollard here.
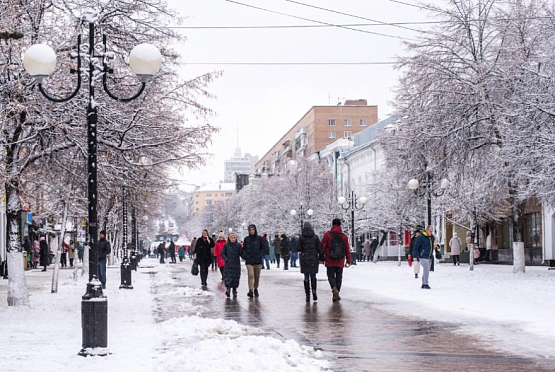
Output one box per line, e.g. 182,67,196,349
130,252,138,271
79,279,109,356
119,257,133,289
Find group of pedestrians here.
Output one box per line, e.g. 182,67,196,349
188,218,352,303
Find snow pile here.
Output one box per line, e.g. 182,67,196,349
343,262,555,359
154,316,328,372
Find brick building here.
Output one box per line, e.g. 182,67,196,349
255,100,378,174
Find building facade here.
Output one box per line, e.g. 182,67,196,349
256,100,378,174
192,183,236,214
224,148,258,183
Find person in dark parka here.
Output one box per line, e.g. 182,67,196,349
194,229,215,286
280,233,291,270
221,232,242,297
297,222,323,302
39,237,49,271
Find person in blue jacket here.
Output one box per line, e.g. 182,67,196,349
412,225,435,289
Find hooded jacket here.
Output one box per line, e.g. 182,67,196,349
413,231,435,259
321,225,351,268
242,224,264,265
297,222,323,274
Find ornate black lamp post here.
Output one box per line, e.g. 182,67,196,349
23,18,161,356
290,205,313,231
338,191,367,265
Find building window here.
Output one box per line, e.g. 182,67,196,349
343,131,352,138
329,131,336,139
328,119,336,126
360,119,367,126
344,119,351,126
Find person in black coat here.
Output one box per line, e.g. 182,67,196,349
39,237,49,271
297,222,323,302
221,232,242,297
280,233,291,270
194,229,215,286
243,224,264,298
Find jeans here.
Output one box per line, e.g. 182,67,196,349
246,264,262,290
263,255,270,269
97,257,107,287
304,273,316,282
199,263,209,285
420,258,431,285
326,267,343,291
290,252,298,267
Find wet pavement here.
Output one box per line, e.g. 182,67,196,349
144,260,554,372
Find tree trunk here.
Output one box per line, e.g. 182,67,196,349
6,181,29,306
512,200,525,273
52,202,68,293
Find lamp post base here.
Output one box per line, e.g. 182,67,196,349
120,260,133,289
80,279,108,356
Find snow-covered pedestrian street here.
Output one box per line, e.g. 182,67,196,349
3,258,553,372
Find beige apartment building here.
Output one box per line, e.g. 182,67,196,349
192,183,235,214
255,100,378,174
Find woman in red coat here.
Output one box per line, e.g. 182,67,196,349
214,231,227,281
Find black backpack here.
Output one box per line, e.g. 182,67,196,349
329,232,346,260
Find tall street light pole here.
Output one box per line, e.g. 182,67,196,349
338,191,367,265
23,17,162,356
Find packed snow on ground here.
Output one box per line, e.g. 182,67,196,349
342,261,555,360
0,264,329,372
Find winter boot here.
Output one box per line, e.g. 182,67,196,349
311,277,318,301
304,281,311,302
332,287,340,302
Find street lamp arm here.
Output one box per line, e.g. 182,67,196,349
102,73,146,102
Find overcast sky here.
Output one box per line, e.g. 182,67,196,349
167,0,438,189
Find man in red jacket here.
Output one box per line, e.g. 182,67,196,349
321,218,351,302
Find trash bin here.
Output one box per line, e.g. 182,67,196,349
23,252,28,270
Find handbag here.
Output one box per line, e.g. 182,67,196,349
435,249,442,260
191,260,199,276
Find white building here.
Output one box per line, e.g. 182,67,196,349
224,148,258,183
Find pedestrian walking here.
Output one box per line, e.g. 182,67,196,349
211,233,217,270
413,225,435,289
280,233,291,270
262,234,271,269
61,240,69,268
189,237,197,260
178,245,185,262
97,231,111,289
362,238,371,262
356,237,363,262
449,232,462,266
242,224,264,298
409,230,421,278
274,233,282,268
69,240,76,267
194,230,214,287
321,218,351,302
214,232,227,281
77,242,84,263
169,240,177,264
39,237,49,271
290,234,299,268
297,222,323,302
157,242,166,264
32,239,40,269
221,232,242,297
370,237,379,261
269,236,276,264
